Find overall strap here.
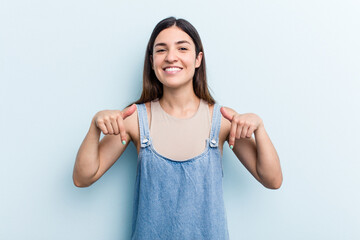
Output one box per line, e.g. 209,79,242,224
209,103,221,148
136,104,151,148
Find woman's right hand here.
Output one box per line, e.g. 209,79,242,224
93,104,137,144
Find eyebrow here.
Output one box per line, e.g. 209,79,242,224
154,40,191,48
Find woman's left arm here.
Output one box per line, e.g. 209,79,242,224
221,107,283,189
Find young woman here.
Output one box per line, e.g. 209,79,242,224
73,17,282,239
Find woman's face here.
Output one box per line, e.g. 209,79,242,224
152,26,203,90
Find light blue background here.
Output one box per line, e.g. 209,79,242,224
1,0,359,239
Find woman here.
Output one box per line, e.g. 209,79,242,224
73,17,282,239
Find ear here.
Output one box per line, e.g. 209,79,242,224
195,52,203,68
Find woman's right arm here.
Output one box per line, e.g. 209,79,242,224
72,104,137,187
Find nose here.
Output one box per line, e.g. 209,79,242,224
165,48,178,63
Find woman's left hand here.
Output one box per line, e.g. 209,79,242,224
220,107,263,149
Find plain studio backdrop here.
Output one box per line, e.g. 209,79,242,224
1,0,359,239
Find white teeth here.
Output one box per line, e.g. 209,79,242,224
165,67,181,72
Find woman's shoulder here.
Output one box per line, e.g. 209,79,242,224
206,101,235,116
204,101,232,152
134,99,158,109
137,101,152,127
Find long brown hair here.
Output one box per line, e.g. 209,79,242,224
133,17,215,105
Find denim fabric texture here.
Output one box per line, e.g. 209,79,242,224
131,103,230,240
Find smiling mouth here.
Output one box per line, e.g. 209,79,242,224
163,67,182,74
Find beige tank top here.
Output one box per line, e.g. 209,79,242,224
149,99,211,161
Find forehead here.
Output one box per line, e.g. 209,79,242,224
154,26,194,46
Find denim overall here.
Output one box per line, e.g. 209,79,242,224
131,103,229,240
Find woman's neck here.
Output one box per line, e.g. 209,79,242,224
159,86,200,118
